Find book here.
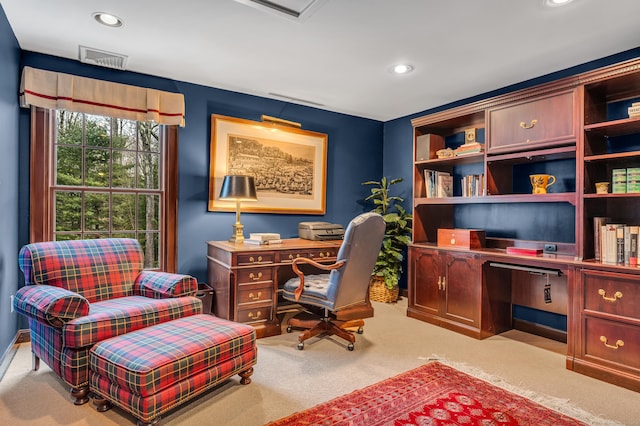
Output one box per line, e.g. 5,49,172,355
506,247,543,256
593,217,610,261
244,238,282,245
436,173,453,197
248,232,281,241
602,224,623,264
616,227,625,265
629,226,638,266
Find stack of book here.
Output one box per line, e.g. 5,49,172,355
627,167,640,193
423,170,453,198
461,174,484,197
628,101,640,118
596,220,639,266
454,142,484,156
245,233,282,245
610,168,640,194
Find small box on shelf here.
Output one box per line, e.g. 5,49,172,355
437,228,485,250
415,134,445,161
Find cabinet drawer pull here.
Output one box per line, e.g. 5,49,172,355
442,276,446,291
519,119,537,129
437,276,443,290
249,256,263,263
249,272,263,281
598,289,623,302
248,311,262,319
600,336,624,350
249,292,262,301
288,254,301,260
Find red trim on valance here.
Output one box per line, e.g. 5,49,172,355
20,67,185,126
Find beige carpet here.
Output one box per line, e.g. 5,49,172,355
1,299,638,425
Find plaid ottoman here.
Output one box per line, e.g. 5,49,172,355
89,314,257,425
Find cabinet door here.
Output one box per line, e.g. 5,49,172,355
487,90,576,154
442,253,480,327
410,248,441,316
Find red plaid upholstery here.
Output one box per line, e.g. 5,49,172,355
19,238,144,302
136,270,198,298
90,315,257,423
13,238,201,391
63,296,202,348
14,285,89,327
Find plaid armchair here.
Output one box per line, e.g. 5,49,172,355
13,238,202,405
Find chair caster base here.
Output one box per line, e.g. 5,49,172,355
347,343,354,351
297,342,304,350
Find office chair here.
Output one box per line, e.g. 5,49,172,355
282,212,385,350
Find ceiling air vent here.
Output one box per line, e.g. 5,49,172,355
79,46,127,70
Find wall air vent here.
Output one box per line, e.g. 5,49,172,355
79,46,127,70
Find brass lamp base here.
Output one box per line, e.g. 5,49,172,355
229,222,245,243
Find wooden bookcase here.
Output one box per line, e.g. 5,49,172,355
408,57,640,392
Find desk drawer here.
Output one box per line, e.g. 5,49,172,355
280,249,337,263
280,251,307,263
237,253,274,266
237,268,273,285
238,283,273,305
583,269,640,320
583,317,640,371
308,248,338,260
237,306,273,324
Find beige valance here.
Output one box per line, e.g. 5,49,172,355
19,66,185,127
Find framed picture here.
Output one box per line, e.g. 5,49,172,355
208,114,328,214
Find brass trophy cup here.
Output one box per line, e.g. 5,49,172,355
530,174,556,194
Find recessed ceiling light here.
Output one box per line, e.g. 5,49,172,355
544,0,574,7
393,64,414,74
92,12,123,27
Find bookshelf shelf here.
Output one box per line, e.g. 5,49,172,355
415,193,577,206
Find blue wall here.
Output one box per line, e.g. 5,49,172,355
0,5,22,358
17,53,384,283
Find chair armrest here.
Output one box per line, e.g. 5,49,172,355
13,285,90,328
135,271,198,298
290,257,346,300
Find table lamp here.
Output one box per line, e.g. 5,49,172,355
219,175,258,242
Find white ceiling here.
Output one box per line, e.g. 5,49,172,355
3,0,640,121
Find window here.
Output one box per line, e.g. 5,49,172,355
30,107,179,271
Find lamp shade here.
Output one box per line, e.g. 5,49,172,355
219,175,258,201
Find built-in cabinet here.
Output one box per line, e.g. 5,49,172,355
408,57,640,392
408,249,481,336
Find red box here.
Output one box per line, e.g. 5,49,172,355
437,228,485,250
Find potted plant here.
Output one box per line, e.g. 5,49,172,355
362,177,413,302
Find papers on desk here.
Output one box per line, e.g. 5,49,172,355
245,233,282,245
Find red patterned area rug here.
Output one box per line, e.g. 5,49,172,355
266,361,594,426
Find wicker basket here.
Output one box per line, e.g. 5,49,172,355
369,277,399,303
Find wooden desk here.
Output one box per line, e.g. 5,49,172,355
207,238,373,338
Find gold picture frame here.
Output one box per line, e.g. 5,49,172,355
208,114,328,214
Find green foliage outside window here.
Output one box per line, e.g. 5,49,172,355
53,111,162,268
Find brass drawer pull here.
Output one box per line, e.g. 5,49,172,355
600,336,624,350
288,254,300,260
249,272,263,281
248,311,262,319
437,276,442,290
249,292,262,301
519,119,537,129
598,289,623,302
248,256,263,263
